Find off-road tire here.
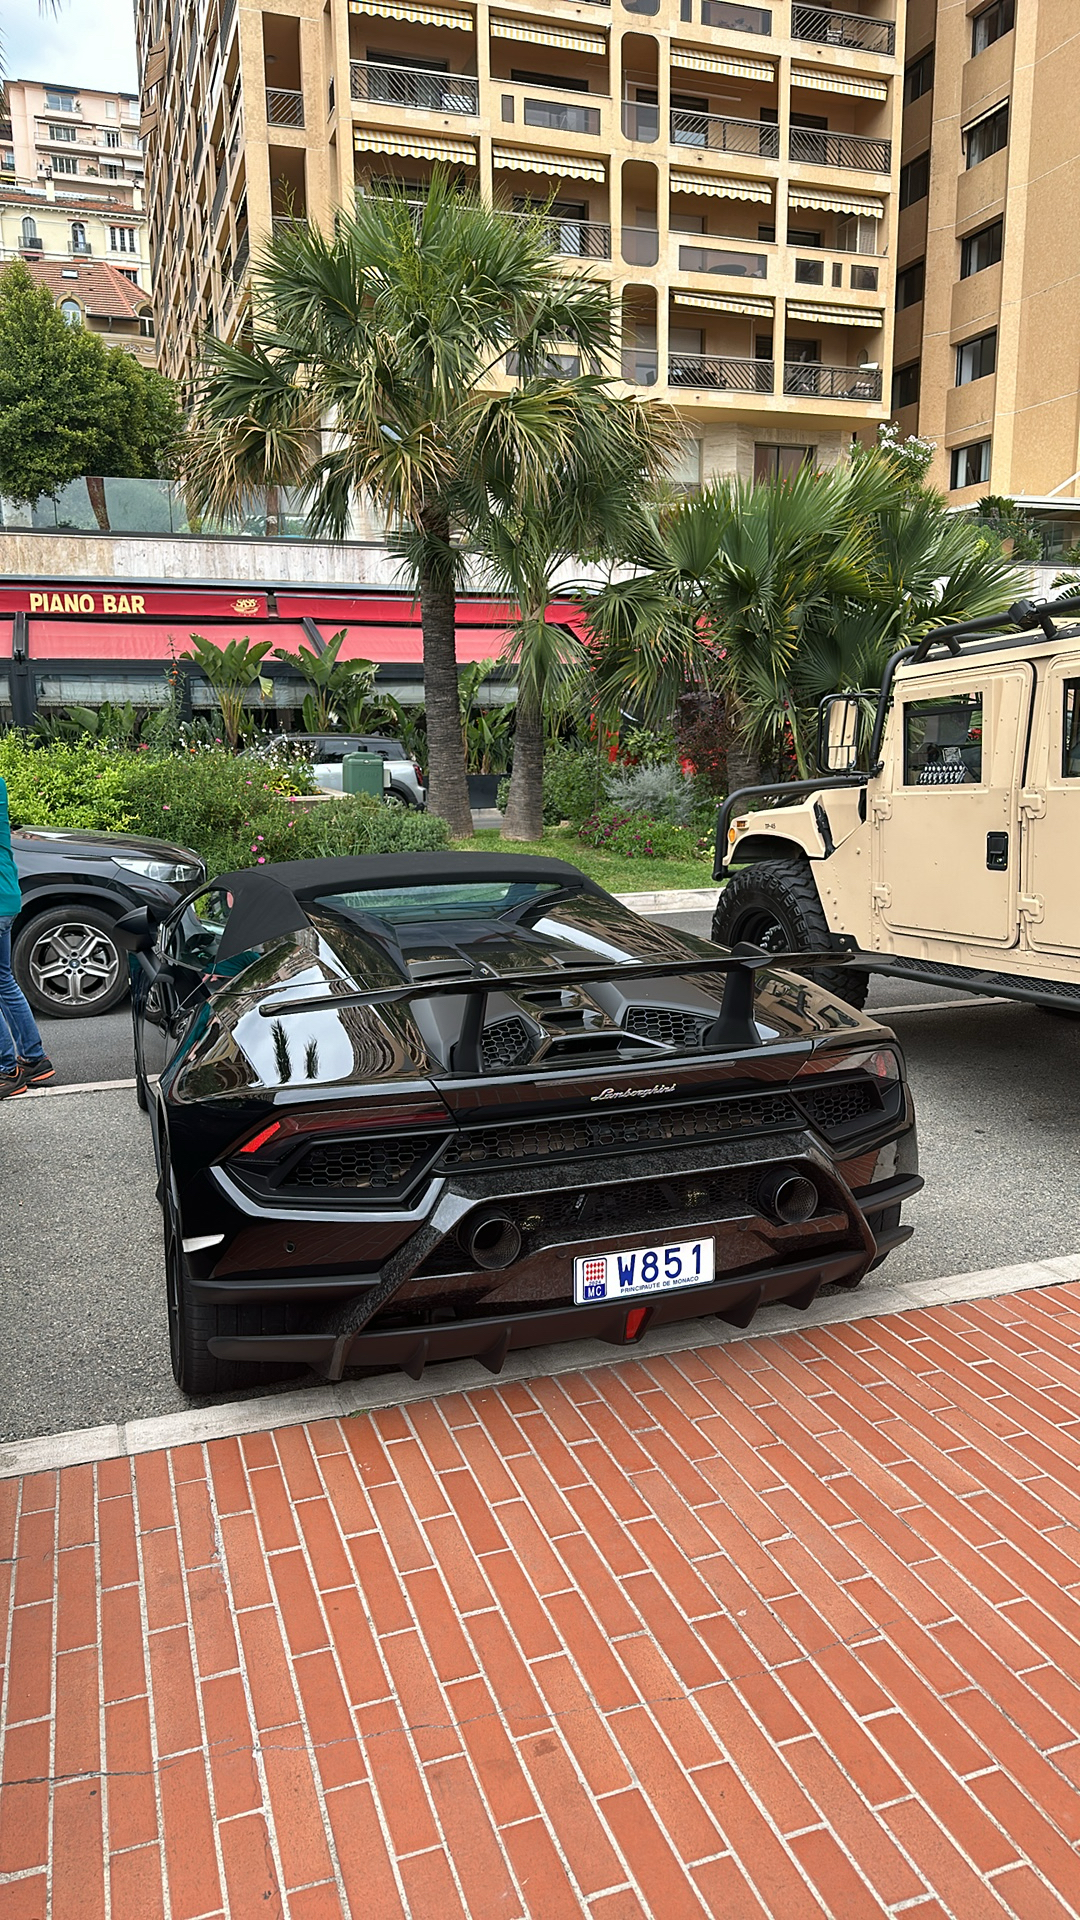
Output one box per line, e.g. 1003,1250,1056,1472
713,857,870,1011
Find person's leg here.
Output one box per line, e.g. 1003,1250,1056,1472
0,917,47,1070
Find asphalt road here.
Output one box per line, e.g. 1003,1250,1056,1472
3,921,1079,1442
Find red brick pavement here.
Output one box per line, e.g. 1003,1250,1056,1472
6,1285,1080,1916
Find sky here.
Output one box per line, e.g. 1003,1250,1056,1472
4,0,139,96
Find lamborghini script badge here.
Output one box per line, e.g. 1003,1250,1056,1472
591,1084,677,1102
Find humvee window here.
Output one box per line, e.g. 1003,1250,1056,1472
904,694,983,785
1065,681,1080,777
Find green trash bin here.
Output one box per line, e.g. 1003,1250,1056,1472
341,752,385,799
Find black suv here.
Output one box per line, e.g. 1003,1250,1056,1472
12,828,205,1018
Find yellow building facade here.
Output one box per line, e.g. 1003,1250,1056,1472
137,0,905,480
895,0,1080,508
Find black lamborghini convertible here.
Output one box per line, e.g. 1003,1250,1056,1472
119,853,921,1395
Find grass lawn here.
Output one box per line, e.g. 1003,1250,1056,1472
453,825,716,896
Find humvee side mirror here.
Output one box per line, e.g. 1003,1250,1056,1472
820,694,862,773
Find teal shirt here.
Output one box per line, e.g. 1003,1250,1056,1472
0,777,23,919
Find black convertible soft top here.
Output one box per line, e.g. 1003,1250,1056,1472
214,852,602,962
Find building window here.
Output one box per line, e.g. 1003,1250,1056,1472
118,268,139,283
59,299,83,326
139,312,155,336
1,151,13,171
45,89,77,111
899,152,930,208
102,163,122,179
965,103,1009,168
895,259,925,309
903,49,934,106
972,0,1014,55
956,330,997,385
53,153,78,173
48,123,77,141
960,219,1003,278
109,226,137,252
71,222,88,251
950,440,991,490
892,361,921,410
20,216,39,245
754,445,815,482
104,128,121,147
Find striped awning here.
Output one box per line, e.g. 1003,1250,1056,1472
492,144,605,181
670,170,772,203
354,127,477,163
670,45,774,82
787,300,884,328
491,16,605,53
791,67,889,102
789,189,884,218
672,290,774,317
348,0,472,25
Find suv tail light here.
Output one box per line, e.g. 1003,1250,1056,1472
413,762,425,786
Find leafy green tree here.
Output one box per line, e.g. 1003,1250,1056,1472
180,633,275,749
0,259,183,508
182,173,623,836
588,455,1027,785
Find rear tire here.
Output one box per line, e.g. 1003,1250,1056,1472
162,1160,304,1396
713,858,870,1011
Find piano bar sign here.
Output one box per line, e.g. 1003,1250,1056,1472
28,591,148,613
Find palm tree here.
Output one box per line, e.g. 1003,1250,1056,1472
183,174,617,836
588,454,1027,784
469,381,677,840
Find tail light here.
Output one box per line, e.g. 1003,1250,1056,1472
796,1047,900,1087
229,1099,451,1163
413,762,425,786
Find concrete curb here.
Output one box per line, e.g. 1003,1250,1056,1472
4,1252,1079,1479
614,887,717,913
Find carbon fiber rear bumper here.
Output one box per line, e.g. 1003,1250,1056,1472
208,1246,869,1381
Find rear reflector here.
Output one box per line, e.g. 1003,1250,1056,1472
239,1122,282,1154
625,1307,648,1340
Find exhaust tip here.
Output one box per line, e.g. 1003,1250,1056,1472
465,1212,523,1271
757,1169,820,1226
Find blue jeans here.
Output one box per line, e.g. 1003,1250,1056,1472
0,915,46,1074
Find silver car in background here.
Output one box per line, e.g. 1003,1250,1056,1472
296,733,427,808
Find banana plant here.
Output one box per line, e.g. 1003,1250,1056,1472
180,632,276,749
273,629,377,734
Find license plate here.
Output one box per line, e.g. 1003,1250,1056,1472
574,1238,715,1305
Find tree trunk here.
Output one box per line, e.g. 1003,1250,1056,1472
500,681,544,842
418,539,473,837
86,476,110,531
265,484,281,539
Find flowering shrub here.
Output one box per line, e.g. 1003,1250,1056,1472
577,806,710,861
0,736,448,875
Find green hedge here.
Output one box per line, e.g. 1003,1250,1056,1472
577,806,710,862
497,744,613,827
0,738,450,874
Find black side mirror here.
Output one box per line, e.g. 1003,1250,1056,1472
114,905,160,954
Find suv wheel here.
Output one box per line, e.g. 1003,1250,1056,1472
14,906,128,1018
713,858,870,1011
382,787,412,809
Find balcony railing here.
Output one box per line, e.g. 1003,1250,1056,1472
349,61,479,115
783,361,883,400
622,224,660,265
512,212,611,259
670,353,773,392
266,87,304,128
622,99,659,141
210,166,229,228
671,112,780,158
789,127,892,172
232,230,250,282
791,5,896,56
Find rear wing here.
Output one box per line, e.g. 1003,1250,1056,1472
258,943,853,1069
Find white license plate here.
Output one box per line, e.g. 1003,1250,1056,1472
574,1238,715,1305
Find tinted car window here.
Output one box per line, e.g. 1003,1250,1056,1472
313,880,565,925
1064,681,1080,777
168,888,231,971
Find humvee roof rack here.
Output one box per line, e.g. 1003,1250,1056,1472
909,591,1080,664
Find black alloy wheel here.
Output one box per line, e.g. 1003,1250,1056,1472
14,906,127,1018
713,857,869,1010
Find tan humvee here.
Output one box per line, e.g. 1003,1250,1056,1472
712,593,1080,1013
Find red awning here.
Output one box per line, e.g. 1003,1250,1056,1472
27,622,313,662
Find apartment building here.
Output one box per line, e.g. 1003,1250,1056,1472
0,81,152,293
137,0,905,483
895,0,1080,508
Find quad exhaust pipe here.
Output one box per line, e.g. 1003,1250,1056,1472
463,1211,523,1270
756,1168,820,1226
